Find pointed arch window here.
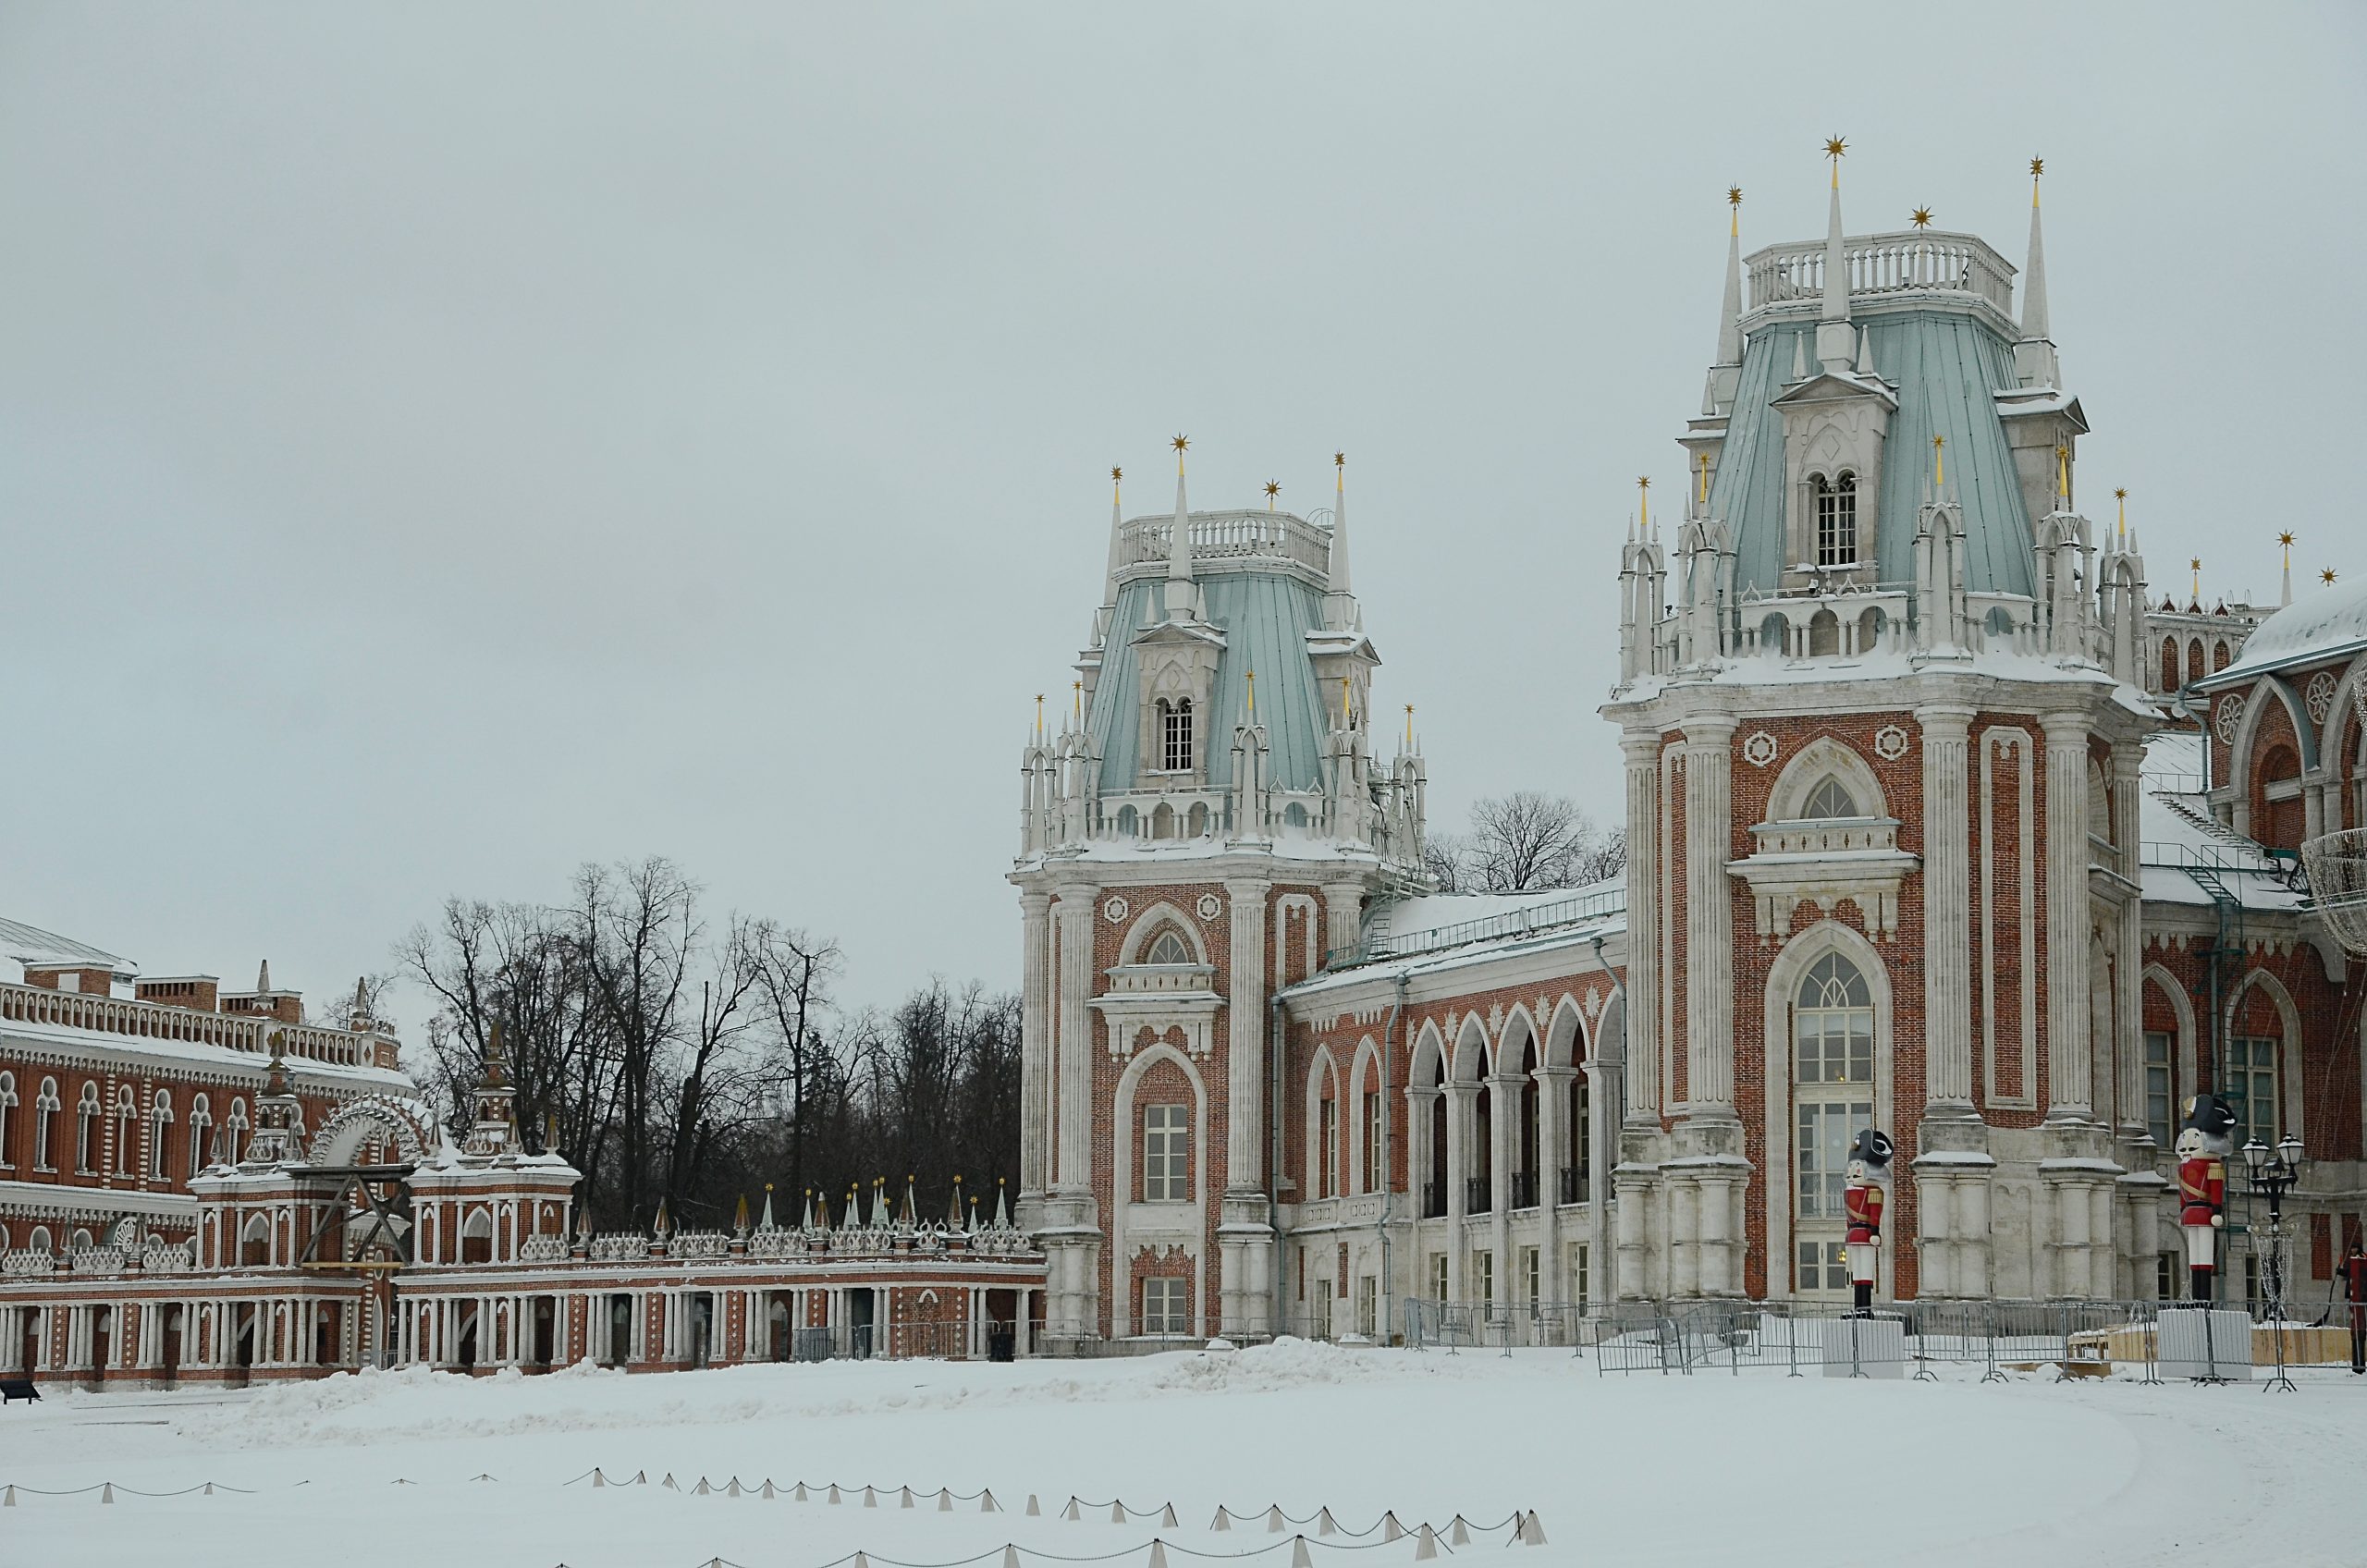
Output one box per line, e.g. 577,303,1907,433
33,1077,59,1172
1801,776,1861,820
1814,472,1858,567
1143,928,1194,966
114,1084,137,1176
188,1094,213,1178
150,1091,174,1180
0,1071,14,1170
225,1098,249,1166
1794,951,1875,1294
76,1083,102,1174
1159,697,1194,772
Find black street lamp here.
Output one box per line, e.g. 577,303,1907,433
2240,1131,2305,1393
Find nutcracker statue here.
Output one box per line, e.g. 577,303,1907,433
2174,1095,2236,1303
1841,1128,1893,1316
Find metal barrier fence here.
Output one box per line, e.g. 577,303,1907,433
1400,1300,1590,1353
1586,1298,2365,1385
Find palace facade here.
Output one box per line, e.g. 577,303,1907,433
1012,161,2363,1344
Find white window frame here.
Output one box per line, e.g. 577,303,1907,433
1140,1275,1187,1336
1142,1102,1189,1203
2143,1031,2175,1148
1794,952,1874,1296
2227,1036,2280,1145
76,1082,102,1174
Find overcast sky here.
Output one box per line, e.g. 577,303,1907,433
2,4,2361,1038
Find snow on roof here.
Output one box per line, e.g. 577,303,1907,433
0,915,135,977
2201,575,2367,687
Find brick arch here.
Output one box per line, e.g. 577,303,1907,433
2220,967,2307,1147
1303,1044,1343,1201
1116,902,1209,968
1107,1041,1210,1338
1767,734,1888,822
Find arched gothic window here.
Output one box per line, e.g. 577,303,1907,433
225,1098,249,1165
151,1091,174,1180
1814,472,1858,567
76,1083,102,1173
1794,952,1875,1293
1802,776,1860,819
0,1071,14,1169
1144,928,1194,966
1159,696,1194,772
188,1093,213,1178
114,1084,137,1176
34,1077,59,1171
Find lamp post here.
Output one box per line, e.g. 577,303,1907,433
2240,1131,2304,1393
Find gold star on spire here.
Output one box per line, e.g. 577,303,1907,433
1727,186,1743,206
2191,557,2202,570
2278,531,2297,548
1334,450,1345,468
1825,136,1847,162
1111,465,1122,483
1263,480,1281,509
1911,206,1933,229
2113,487,2128,500
2030,155,2044,179
1171,434,1189,474
2324,569,2338,586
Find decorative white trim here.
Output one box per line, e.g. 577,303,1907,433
1872,725,1909,762
1103,897,1130,924
1741,731,1778,768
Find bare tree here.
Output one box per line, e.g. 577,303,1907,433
746,921,845,1202
1429,791,1627,893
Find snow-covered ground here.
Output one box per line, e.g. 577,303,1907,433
2,1341,2360,1568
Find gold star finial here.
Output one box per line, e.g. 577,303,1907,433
1911,206,1933,229
1333,450,1345,468
2278,531,2297,549
1825,136,1847,162
2324,569,2338,586
1171,434,1189,474
1263,479,1281,509
2113,487,2128,501
1727,186,1743,207
2030,155,2044,179
2191,557,2202,571
1111,465,1122,484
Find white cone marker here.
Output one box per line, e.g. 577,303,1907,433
1110,1501,1125,1524
982,1490,1000,1513
1448,1516,1469,1547
1267,1505,1286,1534
1414,1525,1438,1562
1161,1504,1179,1528
1381,1513,1402,1542
1318,1508,1336,1537
1025,1495,1041,1517
1520,1513,1547,1547
1291,1536,1312,1568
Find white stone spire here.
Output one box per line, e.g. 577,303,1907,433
1703,189,1746,414
1164,435,1196,621
1324,452,1360,633
2013,158,2062,387
1100,466,1126,606
1816,141,1856,371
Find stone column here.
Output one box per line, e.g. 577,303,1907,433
1218,878,1274,1340
1320,884,1365,970
1051,888,1098,1193
2041,710,2094,1122
1681,716,1738,1115
1621,731,1663,1121
1485,1071,1520,1306
1443,1083,1476,1301
1018,891,1052,1202
1919,704,1977,1110
1536,1064,1575,1303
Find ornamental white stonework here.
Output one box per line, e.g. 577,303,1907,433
2214,693,2246,743
2306,670,2337,725
1196,893,1222,920
1873,725,1909,761
1742,731,1778,768
1103,896,1129,924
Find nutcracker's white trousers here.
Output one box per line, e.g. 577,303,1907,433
1847,1241,1877,1287
2184,1224,2216,1269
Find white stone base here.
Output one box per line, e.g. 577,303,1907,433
2158,1306,2253,1381
1820,1313,1907,1378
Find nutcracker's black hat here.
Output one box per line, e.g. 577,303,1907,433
2181,1095,2238,1141
1847,1128,1894,1171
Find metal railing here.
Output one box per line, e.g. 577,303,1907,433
1327,885,1625,969
1588,1298,2359,1384
1464,1176,1491,1216
1506,1171,1539,1211
1402,1299,1589,1352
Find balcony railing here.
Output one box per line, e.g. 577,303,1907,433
1746,229,2016,319
0,980,384,1068
1465,1175,1492,1216
1559,1165,1589,1207
1329,883,1626,969
1507,1170,1539,1211
1116,509,1334,578
1420,1181,1447,1219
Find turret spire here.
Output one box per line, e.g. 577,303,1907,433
2279,530,2296,606
1817,137,1855,371
2013,157,2061,387
1100,465,1125,606
1165,435,1196,620
2020,158,2050,341
1324,450,1358,633
1716,187,1744,366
